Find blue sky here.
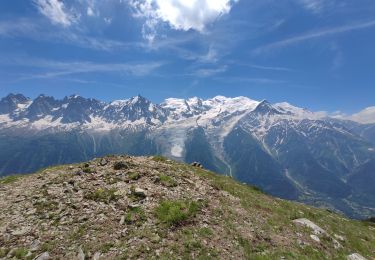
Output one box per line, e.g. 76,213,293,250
0,0,374,113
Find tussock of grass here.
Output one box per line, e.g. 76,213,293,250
128,172,141,180
125,207,146,226
82,167,95,173
159,174,177,187
0,175,20,184
0,248,10,258
84,188,119,203
11,248,29,259
155,200,201,226
152,155,167,162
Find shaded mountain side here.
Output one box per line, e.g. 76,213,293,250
0,130,157,177
184,127,228,174
263,125,352,199
0,156,374,259
223,127,300,200
354,124,375,145
348,159,375,204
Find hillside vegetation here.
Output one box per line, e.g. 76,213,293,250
0,156,374,259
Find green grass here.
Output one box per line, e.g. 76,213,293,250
84,188,119,203
11,248,29,259
68,224,88,241
152,155,167,162
159,174,177,187
0,248,10,258
198,227,213,238
125,207,146,226
82,167,95,173
128,172,141,180
0,175,21,184
100,242,115,253
155,200,201,226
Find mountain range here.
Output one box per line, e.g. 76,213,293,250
0,93,374,219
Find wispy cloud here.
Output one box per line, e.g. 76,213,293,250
298,0,327,13
0,57,164,81
0,19,130,51
253,19,375,54
330,43,344,70
194,65,228,77
216,76,286,84
237,63,294,72
0,19,38,37
34,0,78,27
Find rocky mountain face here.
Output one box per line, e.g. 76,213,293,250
0,156,374,259
0,93,374,219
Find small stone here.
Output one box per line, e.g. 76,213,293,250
347,253,367,260
292,218,326,235
310,234,320,243
333,239,342,249
34,252,50,260
120,216,125,225
69,166,74,170
78,215,89,222
77,246,85,260
30,239,41,252
150,233,161,243
134,188,146,197
128,204,140,209
93,252,101,260
11,227,30,236
334,234,345,241
153,176,161,183
99,158,108,166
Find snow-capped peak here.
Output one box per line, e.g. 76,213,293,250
274,102,326,119
203,96,259,114
110,99,129,107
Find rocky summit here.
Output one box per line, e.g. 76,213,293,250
0,156,374,259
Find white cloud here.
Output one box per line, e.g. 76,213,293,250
129,0,238,42
87,7,95,16
104,17,112,25
34,0,77,27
